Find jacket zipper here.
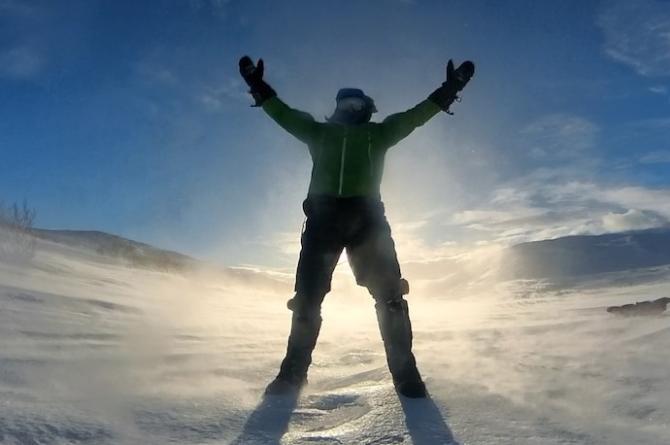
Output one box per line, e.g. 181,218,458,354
367,131,373,177
338,129,348,195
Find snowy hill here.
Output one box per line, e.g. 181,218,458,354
26,228,291,293
1,227,670,444
32,229,198,272
504,227,670,281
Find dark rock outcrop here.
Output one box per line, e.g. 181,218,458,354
607,297,670,317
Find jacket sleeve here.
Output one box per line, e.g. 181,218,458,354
379,99,441,148
261,96,321,145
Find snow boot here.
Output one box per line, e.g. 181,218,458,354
375,297,427,398
264,374,306,395
265,311,322,395
392,364,427,399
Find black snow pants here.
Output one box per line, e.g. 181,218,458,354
277,195,420,385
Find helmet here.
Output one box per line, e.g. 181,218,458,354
327,88,377,124
335,88,377,113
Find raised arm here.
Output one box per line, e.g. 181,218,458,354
380,59,475,149
261,97,320,145
380,99,442,148
239,55,320,144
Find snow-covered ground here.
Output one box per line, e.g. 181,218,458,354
1,236,670,444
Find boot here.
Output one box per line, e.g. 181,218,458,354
375,297,427,398
265,312,322,395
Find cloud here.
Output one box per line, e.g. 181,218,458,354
198,76,249,111
388,218,461,263
0,46,44,79
134,47,249,113
630,117,670,130
0,0,40,17
451,208,548,230
640,150,670,164
136,61,178,86
649,85,668,94
0,1,49,80
602,209,669,232
447,176,670,246
520,114,598,160
594,184,670,217
597,0,670,76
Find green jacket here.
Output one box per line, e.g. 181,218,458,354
262,96,441,198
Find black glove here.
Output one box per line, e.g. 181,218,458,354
428,59,475,114
239,55,277,106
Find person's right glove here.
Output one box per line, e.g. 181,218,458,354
428,59,475,114
239,55,277,106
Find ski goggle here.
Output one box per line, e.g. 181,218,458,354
336,96,368,112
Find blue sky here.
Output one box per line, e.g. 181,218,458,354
1,0,669,268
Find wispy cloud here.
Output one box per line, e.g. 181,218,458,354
134,47,248,113
597,0,670,76
630,117,670,130
0,1,47,80
0,46,44,79
449,178,670,245
520,114,598,160
649,85,668,95
0,0,41,17
640,150,670,164
136,60,179,86
198,76,249,111
602,208,668,232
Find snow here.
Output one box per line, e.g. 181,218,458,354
1,233,670,444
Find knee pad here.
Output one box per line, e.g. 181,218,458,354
370,278,409,303
287,294,322,321
376,296,408,314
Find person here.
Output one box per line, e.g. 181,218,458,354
239,55,474,398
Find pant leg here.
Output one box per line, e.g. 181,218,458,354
278,199,344,382
346,208,421,384
291,199,344,316
346,211,402,299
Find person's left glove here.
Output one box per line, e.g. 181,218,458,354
428,59,475,114
239,55,277,106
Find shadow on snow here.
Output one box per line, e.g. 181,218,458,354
231,390,459,445
400,394,460,445
230,393,299,445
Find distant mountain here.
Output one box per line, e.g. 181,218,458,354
33,229,197,271
30,228,291,292
504,227,670,280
